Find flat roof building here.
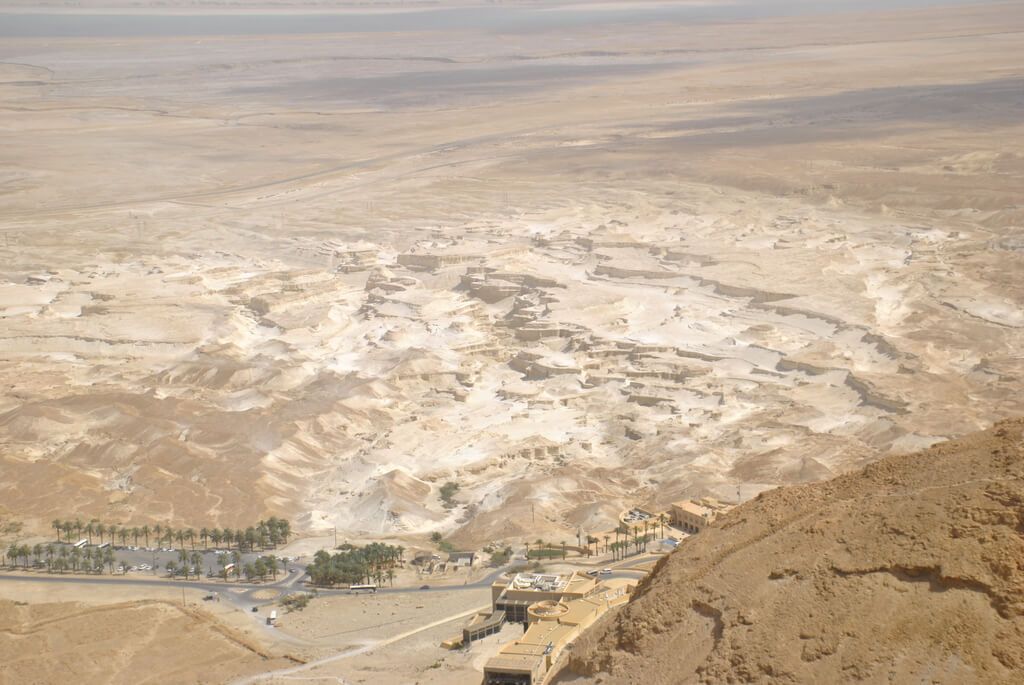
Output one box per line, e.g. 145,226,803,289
481,579,634,685
670,497,734,533
490,572,596,624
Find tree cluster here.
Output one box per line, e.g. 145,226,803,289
207,551,281,582
307,543,404,587
439,481,460,509
281,592,312,612
5,542,117,574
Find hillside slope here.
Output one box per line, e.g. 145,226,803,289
559,419,1024,684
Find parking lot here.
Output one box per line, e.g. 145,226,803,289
48,542,305,579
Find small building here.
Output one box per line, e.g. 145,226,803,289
448,551,477,568
670,498,733,533
463,610,506,644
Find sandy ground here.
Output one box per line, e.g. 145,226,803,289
246,587,505,684
0,580,296,685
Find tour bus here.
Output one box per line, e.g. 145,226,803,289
348,584,378,594
73,539,88,549
97,542,110,549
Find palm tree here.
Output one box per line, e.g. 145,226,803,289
604,535,610,554
153,525,162,548
265,555,278,580
387,567,395,587
70,547,81,572
84,520,94,545
190,552,202,578
186,528,195,550
74,519,84,541
217,553,228,580
141,525,150,547
104,548,115,574
200,528,209,549
178,549,189,579
45,544,55,572
256,521,268,550
32,544,42,566
52,519,63,543
659,513,667,539
58,546,68,573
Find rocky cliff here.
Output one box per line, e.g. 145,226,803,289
559,419,1024,684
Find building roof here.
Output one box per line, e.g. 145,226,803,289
484,653,541,674
672,500,715,518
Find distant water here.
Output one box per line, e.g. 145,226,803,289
0,1,992,39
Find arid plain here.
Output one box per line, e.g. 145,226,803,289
1,1,1023,682
2,0,1022,546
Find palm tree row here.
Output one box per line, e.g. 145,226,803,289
49,516,291,552
607,525,654,561
5,542,118,574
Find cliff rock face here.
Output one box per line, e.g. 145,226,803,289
560,419,1024,684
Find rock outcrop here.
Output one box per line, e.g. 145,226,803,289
558,419,1024,685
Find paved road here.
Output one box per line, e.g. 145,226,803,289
0,554,647,610
0,563,513,606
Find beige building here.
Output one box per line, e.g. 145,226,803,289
482,578,634,685
670,497,733,533
491,571,596,624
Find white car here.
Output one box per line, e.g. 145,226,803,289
600,568,612,575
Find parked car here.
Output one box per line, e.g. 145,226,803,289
600,568,612,575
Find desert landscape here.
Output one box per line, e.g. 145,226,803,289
1,0,1022,682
